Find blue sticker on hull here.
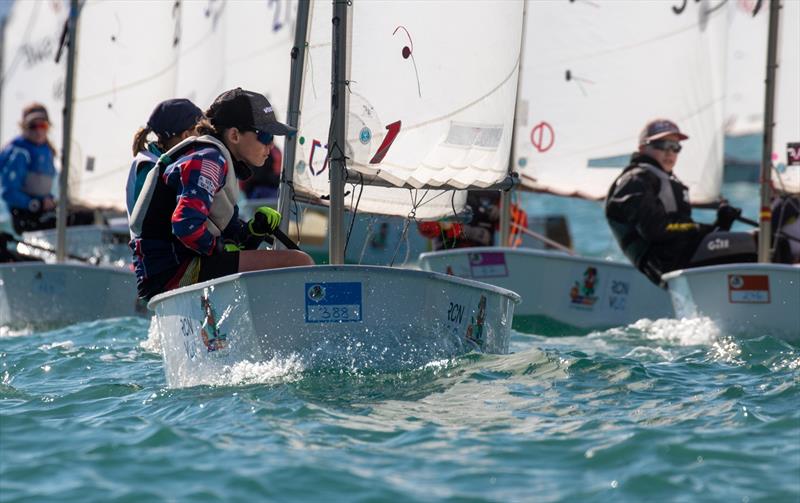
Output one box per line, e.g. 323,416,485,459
305,282,362,323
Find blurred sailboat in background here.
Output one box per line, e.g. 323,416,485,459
664,0,800,341
422,0,731,332
0,0,182,327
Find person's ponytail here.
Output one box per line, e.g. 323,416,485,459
131,126,152,156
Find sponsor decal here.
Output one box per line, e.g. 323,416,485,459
465,295,487,349
200,293,227,352
787,142,800,166
197,175,216,194
263,106,273,114
707,237,729,251
608,279,629,311
570,266,599,308
180,317,198,359
305,282,362,322
728,274,770,303
359,127,372,145
468,252,508,278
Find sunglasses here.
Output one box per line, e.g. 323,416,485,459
246,128,274,146
27,121,50,132
649,139,682,153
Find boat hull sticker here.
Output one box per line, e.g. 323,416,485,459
728,274,770,304
305,282,363,323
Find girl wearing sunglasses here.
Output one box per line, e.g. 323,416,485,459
0,103,59,234
127,88,313,301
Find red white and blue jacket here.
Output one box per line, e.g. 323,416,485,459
128,135,252,282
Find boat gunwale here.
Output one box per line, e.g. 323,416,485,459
148,263,521,310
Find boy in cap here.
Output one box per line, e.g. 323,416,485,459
605,119,745,286
128,88,312,300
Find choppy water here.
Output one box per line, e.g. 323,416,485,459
1,317,798,502
2,182,799,502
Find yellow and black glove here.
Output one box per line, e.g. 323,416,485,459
248,206,282,237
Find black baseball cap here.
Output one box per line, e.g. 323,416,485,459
206,88,296,136
147,98,203,138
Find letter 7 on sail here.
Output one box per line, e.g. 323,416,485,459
149,0,523,388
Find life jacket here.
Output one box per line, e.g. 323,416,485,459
1,137,56,200
129,135,240,242
606,157,692,270
125,146,160,220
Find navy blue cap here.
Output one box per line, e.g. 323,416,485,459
147,98,203,138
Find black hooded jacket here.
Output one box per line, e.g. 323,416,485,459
605,153,712,284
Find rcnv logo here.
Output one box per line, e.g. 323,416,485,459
708,238,729,251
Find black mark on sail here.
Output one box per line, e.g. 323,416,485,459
173,0,182,47
565,69,594,97
21,39,56,68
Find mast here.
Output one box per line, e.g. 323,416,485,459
500,0,528,247
277,0,311,246
0,13,6,142
758,0,781,263
328,0,348,264
56,0,79,263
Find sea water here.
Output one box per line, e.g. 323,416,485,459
1,182,798,502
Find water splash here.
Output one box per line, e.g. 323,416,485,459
139,316,162,354
0,325,34,338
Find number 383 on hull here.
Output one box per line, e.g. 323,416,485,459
149,265,520,388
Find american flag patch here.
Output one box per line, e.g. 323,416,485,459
199,159,222,188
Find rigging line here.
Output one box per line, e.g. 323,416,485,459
357,216,374,265
343,174,364,255
550,96,726,158
389,195,417,267
536,3,729,69
349,54,520,142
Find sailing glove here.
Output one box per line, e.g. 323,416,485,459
223,241,244,252
715,204,741,231
248,206,282,237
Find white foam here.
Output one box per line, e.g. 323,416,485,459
37,340,75,351
0,326,33,338
170,354,307,388
215,356,306,386
629,317,721,346
139,316,162,354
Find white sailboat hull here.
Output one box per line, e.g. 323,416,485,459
149,265,520,388
663,264,800,340
21,225,130,265
0,262,143,329
418,247,673,332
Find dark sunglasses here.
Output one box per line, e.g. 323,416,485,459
247,128,274,146
27,121,50,132
649,139,682,153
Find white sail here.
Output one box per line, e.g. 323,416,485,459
67,0,180,211
292,0,523,219
0,0,67,150
175,1,296,117
725,1,768,136
515,0,729,204
771,0,800,194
